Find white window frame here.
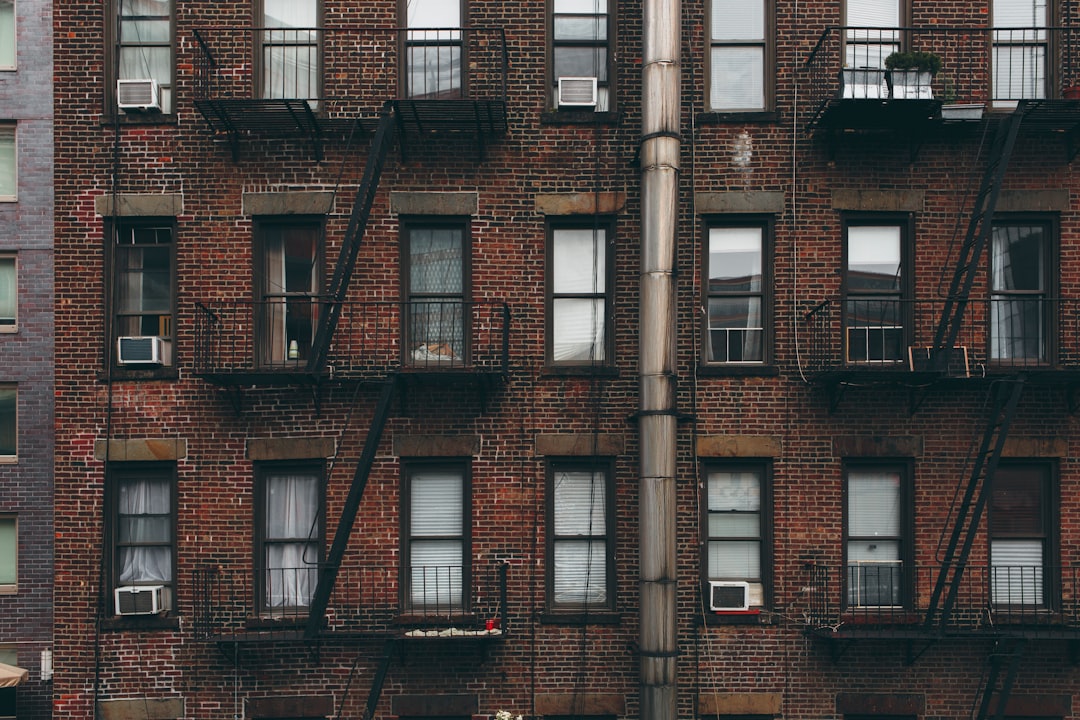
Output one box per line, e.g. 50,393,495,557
0,0,16,71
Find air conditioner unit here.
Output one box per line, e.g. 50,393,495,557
117,336,165,365
709,581,751,612
558,76,598,108
114,585,169,616
117,79,161,112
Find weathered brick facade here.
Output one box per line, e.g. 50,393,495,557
54,0,1080,719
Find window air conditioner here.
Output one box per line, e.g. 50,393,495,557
114,585,169,616
709,580,751,612
558,77,598,108
117,79,161,112
117,336,165,365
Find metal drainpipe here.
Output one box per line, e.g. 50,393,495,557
639,0,680,718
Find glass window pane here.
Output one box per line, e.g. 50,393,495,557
710,47,765,111
554,47,609,81
409,229,463,294
708,540,760,578
848,226,901,291
709,228,763,290
992,225,1045,292
264,0,316,27
991,540,1044,605
554,229,605,293
0,0,14,68
411,471,463,536
0,257,14,325
713,0,764,39
0,518,14,586
709,513,760,537
554,16,607,41
707,471,761,511
553,298,605,362
555,0,607,12
0,386,14,456
410,540,463,607
406,0,461,28
994,0,1046,27
554,540,607,604
846,0,900,27
554,470,606,535
118,546,171,584
848,471,901,536
0,127,13,199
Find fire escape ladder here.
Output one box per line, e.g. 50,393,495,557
305,374,399,639
308,102,398,377
362,640,397,720
929,108,1026,371
923,377,1026,632
975,637,1027,720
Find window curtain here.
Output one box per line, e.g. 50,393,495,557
262,0,318,101
405,0,462,99
710,0,765,110
264,472,319,608
844,0,900,68
117,475,172,584
707,470,762,585
847,470,901,606
0,258,14,325
553,229,606,362
991,225,1046,361
0,0,13,68
992,0,1047,102
118,0,172,111
409,470,463,609
259,226,317,364
708,228,763,362
553,469,607,606
408,228,464,359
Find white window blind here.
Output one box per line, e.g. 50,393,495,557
553,228,606,362
553,469,607,606
410,470,464,608
0,257,14,327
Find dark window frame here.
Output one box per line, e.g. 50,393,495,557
400,458,473,615
256,0,324,104
842,458,913,611
699,459,773,612
701,216,774,368
253,460,326,614
106,0,176,115
545,457,617,613
398,0,467,100
0,383,13,459
545,217,616,369
548,0,616,112
706,0,775,112
0,253,16,331
841,213,914,365
988,459,1059,610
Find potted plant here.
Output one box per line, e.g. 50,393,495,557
938,73,984,121
840,66,888,99
885,50,942,99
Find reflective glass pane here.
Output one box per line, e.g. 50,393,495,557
554,47,608,81
708,540,760,578
711,47,765,110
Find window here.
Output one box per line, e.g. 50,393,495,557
843,219,910,363
0,516,14,593
548,221,612,365
402,220,469,366
0,255,14,331
110,464,175,602
112,220,175,368
703,220,771,364
0,0,14,70
552,0,612,110
709,0,769,111
403,0,463,99
993,0,1048,105
260,0,320,102
844,462,910,608
990,219,1054,365
0,125,14,201
0,385,13,460
844,0,901,69
990,462,1055,608
255,219,322,368
702,462,771,609
403,461,470,613
115,0,174,113
547,460,615,611
256,463,324,611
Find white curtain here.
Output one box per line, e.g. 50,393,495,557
409,470,463,609
847,470,902,606
553,229,606,362
0,257,14,325
118,475,171,584
708,228,763,362
262,0,318,101
118,0,172,112
553,469,607,606
264,472,319,608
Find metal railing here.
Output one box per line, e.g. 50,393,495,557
193,299,510,379
805,563,1080,631
805,26,1080,128
193,26,508,112
192,561,509,640
802,296,1080,376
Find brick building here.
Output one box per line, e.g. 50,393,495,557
52,0,1080,719
0,0,53,715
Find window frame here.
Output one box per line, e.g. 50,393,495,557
0,515,15,594
107,462,177,611
987,214,1058,367
707,0,774,112
401,459,472,616
108,0,176,114
699,459,773,613
0,0,15,71
108,217,178,372
257,0,323,104
0,124,14,202
701,216,774,367
0,254,14,332
991,0,1055,105
546,217,615,369
399,0,465,100
0,384,14,462
545,458,617,613
988,460,1058,610
841,214,913,365
549,0,616,112
842,459,913,610
842,0,909,70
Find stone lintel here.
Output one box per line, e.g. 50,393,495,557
996,189,1070,213
95,438,187,462
695,191,785,214
243,191,334,216
391,191,479,216
698,692,783,716
245,695,334,718
534,192,626,215
98,698,185,720
247,437,336,461
697,435,781,458
1001,436,1068,457
835,692,924,715
535,433,625,456
393,435,481,457
832,189,924,213
833,435,923,457
95,193,183,217
390,694,478,717
535,693,626,716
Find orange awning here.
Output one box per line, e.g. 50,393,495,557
0,662,27,688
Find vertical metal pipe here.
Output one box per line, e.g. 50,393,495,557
639,0,680,718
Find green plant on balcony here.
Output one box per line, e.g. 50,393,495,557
884,50,943,75
885,50,941,99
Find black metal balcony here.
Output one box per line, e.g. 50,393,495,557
802,296,1080,384
805,26,1080,136
192,26,508,156
804,562,1080,639
192,561,509,643
192,299,510,386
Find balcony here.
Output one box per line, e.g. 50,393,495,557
805,26,1080,138
802,296,1080,387
192,299,510,386
192,26,508,156
192,561,509,644
804,562,1080,640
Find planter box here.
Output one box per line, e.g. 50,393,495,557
888,70,934,99
840,68,888,99
941,103,984,121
